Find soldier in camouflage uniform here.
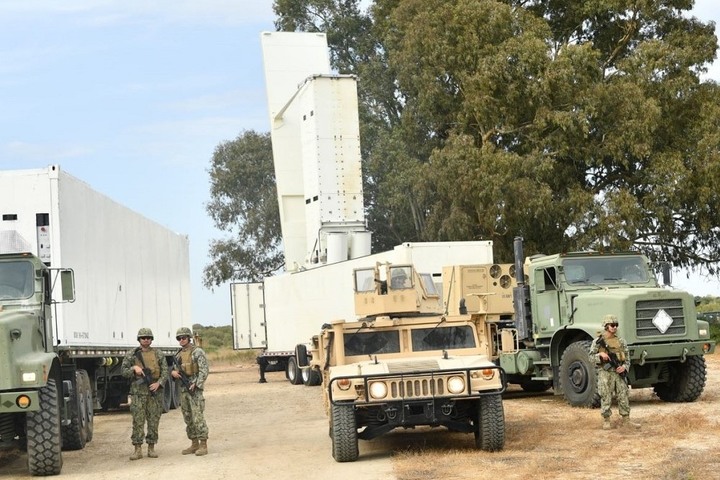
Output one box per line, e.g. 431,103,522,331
589,315,640,430
171,327,210,456
121,328,169,460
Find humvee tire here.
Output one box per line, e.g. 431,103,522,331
474,394,505,451
331,403,358,462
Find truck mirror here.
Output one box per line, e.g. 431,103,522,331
60,269,76,302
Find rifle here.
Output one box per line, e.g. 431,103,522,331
173,354,195,396
596,336,629,385
134,348,156,396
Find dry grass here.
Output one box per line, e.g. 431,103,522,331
392,352,720,480
207,347,259,367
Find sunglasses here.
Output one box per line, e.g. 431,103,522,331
176,336,190,341
608,323,619,328
139,336,153,340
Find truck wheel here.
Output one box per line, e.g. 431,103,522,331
27,378,63,476
78,370,94,442
302,367,322,386
474,394,505,451
287,356,303,385
559,340,600,407
331,403,358,462
653,355,707,402
61,371,88,450
519,380,552,393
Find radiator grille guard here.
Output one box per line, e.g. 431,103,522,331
328,365,506,406
635,298,686,337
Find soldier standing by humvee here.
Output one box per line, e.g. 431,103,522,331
171,327,210,456
589,314,641,430
121,328,169,460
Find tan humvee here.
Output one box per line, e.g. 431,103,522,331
305,263,512,462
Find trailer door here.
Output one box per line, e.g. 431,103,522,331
230,282,267,350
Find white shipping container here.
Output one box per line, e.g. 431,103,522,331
0,165,190,352
231,241,493,353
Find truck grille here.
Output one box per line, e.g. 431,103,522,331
388,376,448,398
635,299,685,337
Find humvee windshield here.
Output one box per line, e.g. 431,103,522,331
563,256,649,285
0,260,34,300
345,331,401,356
411,325,476,351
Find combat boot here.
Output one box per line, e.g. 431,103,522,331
195,439,208,456
147,443,158,458
129,444,143,460
602,418,612,430
621,416,641,429
182,439,199,455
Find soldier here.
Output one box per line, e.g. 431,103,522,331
121,327,169,460
171,327,210,456
589,314,641,430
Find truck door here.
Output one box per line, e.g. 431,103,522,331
533,267,562,331
230,282,267,349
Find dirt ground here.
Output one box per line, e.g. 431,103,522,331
2,353,719,479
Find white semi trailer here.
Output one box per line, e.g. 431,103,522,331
230,32,496,384
0,165,190,474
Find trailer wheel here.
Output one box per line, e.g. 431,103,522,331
78,370,94,442
61,371,88,450
331,403,358,462
287,356,303,385
559,340,600,407
474,394,505,451
27,378,63,476
653,355,707,402
302,367,322,386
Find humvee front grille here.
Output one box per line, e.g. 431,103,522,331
388,377,446,398
635,299,686,337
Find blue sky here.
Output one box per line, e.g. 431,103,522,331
0,2,718,328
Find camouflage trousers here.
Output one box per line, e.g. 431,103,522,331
180,388,209,440
598,369,630,418
130,392,163,445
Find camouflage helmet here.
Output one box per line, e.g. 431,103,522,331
137,327,154,339
602,314,618,327
176,327,192,337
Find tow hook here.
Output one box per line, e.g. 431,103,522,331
639,350,648,366
680,348,688,363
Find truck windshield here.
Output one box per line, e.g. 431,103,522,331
411,325,476,351
344,331,401,356
563,256,649,285
0,260,34,300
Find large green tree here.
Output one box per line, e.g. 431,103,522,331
273,0,720,273
203,130,282,287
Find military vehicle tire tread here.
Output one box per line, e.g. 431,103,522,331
474,394,505,451
331,403,358,462
653,355,707,402
27,378,63,476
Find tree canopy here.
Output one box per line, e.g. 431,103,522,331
204,0,720,286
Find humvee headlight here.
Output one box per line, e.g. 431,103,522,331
16,395,31,409
369,381,388,399
447,376,465,394
22,372,36,383
337,378,352,391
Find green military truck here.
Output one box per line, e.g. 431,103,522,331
0,252,77,476
494,237,715,406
